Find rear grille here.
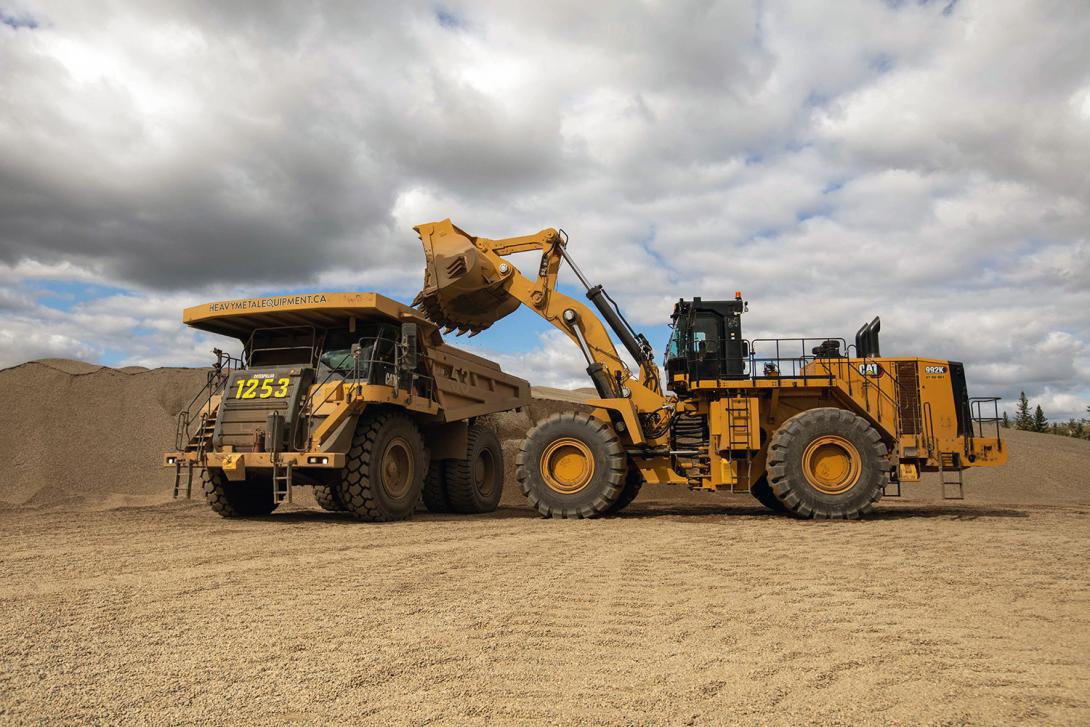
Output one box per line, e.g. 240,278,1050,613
896,361,920,435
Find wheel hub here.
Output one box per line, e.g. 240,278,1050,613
380,436,414,499
540,437,595,494
474,448,497,497
802,435,861,494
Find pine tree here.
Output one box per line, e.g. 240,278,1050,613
1033,405,1047,433
1015,392,1032,430
1001,411,1011,429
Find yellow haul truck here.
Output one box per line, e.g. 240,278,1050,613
413,220,1008,519
164,292,530,521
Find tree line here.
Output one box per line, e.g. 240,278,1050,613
1001,392,1090,440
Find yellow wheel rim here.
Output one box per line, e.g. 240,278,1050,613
540,438,595,494
802,435,861,494
380,436,414,499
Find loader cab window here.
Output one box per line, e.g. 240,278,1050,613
665,298,747,381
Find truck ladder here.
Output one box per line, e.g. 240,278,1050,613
173,461,195,499
272,460,294,504
938,451,964,500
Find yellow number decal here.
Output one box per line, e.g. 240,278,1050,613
235,380,246,399
274,378,290,397
259,380,274,398
241,379,259,399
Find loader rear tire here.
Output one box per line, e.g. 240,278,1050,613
203,469,279,518
750,475,786,513
446,425,504,514
421,460,451,513
605,464,644,514
337,411,426,522
313,485,347,512
767,408,887,519
516,412,626,519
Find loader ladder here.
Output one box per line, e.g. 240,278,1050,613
726,396,753,493
938,451,964,500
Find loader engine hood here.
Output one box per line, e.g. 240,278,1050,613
412,219,521,334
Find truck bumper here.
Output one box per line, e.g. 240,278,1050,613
163,451,346,471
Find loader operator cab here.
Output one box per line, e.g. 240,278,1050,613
665,295,749,385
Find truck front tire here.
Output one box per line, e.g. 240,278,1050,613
203,469,279,518
337,411,427,522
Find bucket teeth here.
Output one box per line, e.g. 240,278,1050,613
412,219,520,335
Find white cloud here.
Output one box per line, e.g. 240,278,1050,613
0,0,1088,419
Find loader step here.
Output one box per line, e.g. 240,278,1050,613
938,451,964,500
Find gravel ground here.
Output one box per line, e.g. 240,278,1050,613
1,493,1088,725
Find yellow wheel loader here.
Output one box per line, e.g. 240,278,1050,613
163,292,530,521
413,219,1008,519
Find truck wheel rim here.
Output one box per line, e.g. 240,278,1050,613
540,438,595,494
474,448,497,497
802,435,861,494
381,436,414,499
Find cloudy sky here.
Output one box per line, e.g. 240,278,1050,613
1,0,1088,419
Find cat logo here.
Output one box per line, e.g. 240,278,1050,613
858,362,880,376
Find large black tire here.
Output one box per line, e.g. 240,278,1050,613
767,408,888,519
605,463,644,514
446,425,504,514
421,459,450,513
203,468,279,518
313,485,346,512
515,412,626,519
749,474,786,513
337,411,427,522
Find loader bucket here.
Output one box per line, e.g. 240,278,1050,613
412,219,520,334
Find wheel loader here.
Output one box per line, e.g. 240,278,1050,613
163,292,530,521
412,219,1008,519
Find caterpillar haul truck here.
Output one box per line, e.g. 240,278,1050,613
163,292,530,521
413,219,1008,519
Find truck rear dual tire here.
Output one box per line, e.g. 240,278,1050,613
337,411,427,522
516,412,627,519
767,408,888,519
421,425,504,514
203,469,280,518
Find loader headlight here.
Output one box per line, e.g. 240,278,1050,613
167,457,177,464
307,456,329,465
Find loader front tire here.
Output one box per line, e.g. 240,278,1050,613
767,408,887,519
516,412,626,519
605,463,644,514
203,469,279,518
313,485,347,512
445,425,504,514
337,411,427,522
749,475,786,513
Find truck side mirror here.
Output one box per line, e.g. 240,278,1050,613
401,323,418,371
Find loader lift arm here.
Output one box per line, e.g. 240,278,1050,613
413,219,670,445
